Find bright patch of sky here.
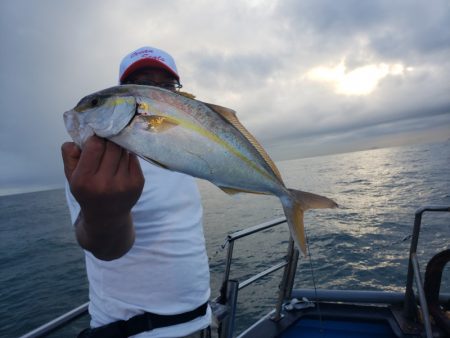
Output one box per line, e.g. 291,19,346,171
307,60,413,96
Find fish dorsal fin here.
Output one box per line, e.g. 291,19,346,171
178,91,196,99
203,102,284,184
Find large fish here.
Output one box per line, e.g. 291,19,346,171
64,85,337,254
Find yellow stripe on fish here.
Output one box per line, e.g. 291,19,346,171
140,114,278,185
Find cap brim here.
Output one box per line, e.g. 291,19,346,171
120,58,179,83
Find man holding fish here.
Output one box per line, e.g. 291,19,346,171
61,46,337,338
62,47,213,338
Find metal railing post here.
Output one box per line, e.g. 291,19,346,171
403,206,450,321
272,237,298,321
411,253,433,338
403,209,423,320
219,280,239,338
219,239,235,304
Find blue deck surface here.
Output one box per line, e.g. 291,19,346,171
280,318,397,338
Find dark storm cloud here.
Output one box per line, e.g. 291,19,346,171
276,0,450,60
187,51,279,90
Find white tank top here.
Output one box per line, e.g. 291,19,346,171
65,159,211,337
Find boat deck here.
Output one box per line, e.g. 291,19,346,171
238,301,412,338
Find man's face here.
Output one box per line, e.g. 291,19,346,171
121,67,179,91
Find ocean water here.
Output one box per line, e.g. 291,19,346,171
1,141,449,337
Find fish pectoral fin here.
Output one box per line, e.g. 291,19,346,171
142,115,179,133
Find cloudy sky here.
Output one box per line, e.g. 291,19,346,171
1,0,449,195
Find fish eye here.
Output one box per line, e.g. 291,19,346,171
91,98,99,107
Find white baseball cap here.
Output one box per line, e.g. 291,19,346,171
119,46,180,83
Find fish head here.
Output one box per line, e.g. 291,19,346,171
64,86,137,146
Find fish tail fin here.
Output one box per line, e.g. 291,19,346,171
281,189,338,256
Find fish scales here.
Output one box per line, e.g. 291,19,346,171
122,86,280,192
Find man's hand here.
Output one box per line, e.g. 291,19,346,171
61,135,145,260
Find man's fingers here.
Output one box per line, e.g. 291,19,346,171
117,149,130,176
128,154,145,187
76,136,106,176
98,141,124,176
61,142,81,180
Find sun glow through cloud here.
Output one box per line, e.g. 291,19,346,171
307,60,413,96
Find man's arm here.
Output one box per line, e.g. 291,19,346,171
61,136,144,261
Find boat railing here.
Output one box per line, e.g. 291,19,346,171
214,216,299,338
217,205,450,338
19,206,450,338
18,302,88,338
216,216,290,304
19,217,292,338
402,205,450,338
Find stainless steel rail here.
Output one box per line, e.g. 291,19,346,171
21,217,290,338
218,217,288,304
404,205,450,316
411,253,433,338
20,205,449,338
292,288,450,305
238,261,287,290
272,238,298,321
216,217,293,337
402,205,450,338
18,302,88,338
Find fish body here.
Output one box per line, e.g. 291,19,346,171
64,85,337,254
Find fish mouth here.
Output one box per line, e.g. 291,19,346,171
63,109,74,125
63,109,94,147
63,110,80,143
